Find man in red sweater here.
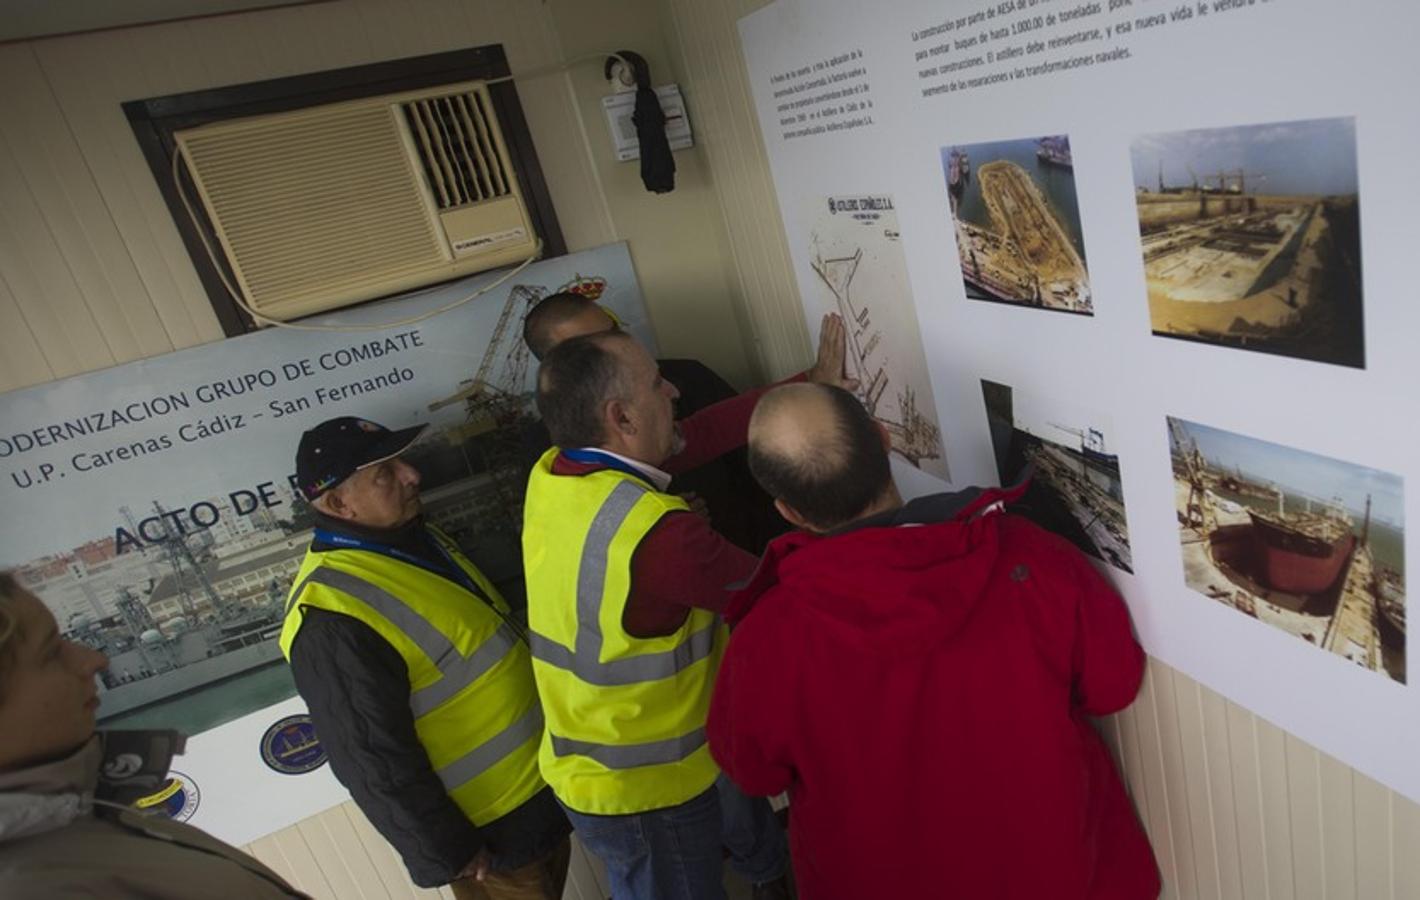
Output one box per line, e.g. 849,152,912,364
708,383,1160,900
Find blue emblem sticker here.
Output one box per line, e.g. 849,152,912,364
133,770,201,822
260,714,328,775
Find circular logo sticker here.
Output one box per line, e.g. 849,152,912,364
260,714,328,775
133,771,200,822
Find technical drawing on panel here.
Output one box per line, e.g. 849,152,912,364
809,196,948,480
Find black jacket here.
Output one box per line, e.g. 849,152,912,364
287,514,568,888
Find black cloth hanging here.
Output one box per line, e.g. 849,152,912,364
607,50,675,193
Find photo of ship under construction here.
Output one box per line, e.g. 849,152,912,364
1131,118,1364,367
943,135,1092,315
7,275,599,737
982,380,1131,572
1168,417,1403,682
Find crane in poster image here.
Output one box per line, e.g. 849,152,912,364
809,240,943,470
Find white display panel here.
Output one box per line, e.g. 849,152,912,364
740,0,1420,801
1,243,655,844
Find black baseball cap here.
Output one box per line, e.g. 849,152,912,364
295,417,428,501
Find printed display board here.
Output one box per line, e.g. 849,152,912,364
739,0,1420,801
0,243,655,844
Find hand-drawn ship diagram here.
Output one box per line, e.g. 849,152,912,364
809,227,948,479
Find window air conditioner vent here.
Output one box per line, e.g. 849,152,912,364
175,81,538,323
401,91,512,211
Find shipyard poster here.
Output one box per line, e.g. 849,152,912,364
0,243,656,844
740,0,1420,803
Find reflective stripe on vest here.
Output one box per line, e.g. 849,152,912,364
283,558,544,804
439,703,545,791
528,479,715,767
291,567,520,719
549,727,707,770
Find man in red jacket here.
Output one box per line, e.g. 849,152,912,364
707,383,1160,900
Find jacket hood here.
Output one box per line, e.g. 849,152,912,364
0,737,99,844
727,482,1027,655
0,730,184,846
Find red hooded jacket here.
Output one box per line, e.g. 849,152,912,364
707,487,1160,900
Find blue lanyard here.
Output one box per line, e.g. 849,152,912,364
312,527,525,640
561,448,654,485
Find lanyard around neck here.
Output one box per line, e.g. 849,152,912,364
561,448,655,485
312,527,528,642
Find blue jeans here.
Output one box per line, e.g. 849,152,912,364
562,774,787,900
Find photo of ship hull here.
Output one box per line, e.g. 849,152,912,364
982,380,1132,573
1168,417,1404,682
943,136,1092,315
1131,118,1364,368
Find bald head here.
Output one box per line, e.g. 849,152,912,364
523,292,617,360
748,383,894,532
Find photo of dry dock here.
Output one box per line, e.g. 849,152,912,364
982,380,1131,572
1132,118,1364,367
944,136,1091,314
1168,417,1403,682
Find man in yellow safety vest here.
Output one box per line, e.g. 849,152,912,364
280,416,570,899
522,316,854,899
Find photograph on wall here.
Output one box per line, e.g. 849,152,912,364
808,195,949,480
0,246,651,737
1168,417,1403,682
982,380,1131,572
942,136,1092,315
1131,117,1364,367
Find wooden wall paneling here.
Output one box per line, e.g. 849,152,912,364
1171,670,1225,898
338,802,428,900
1151,659,1202,899
1318,752,1359,899
1132,661,1185,899
663,0,809,381
1112,698,1157,829
1255,716,1300,900
299,804,397,900
289,819,358,898
1351,772,1392,900
0,272,52,390
1195,681,1245,898
32,29,220,351
1224,699,1276,900
352,0,427,62
292,0,376,72
0,111,114,380
181,16,272,87
245,831,309,892
0,44,177,366
251,824,337,898
1283,732,1327,900
1395,788,1420,900
491,7,616,255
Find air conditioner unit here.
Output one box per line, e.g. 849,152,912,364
174,80,539,322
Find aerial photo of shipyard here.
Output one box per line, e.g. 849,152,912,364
1168,417,1403,682
944,135,1092,315
982,380,1131,572
1131,117,1364,367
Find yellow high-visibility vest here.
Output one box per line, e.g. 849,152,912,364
523,449,727,815
279,527,545,826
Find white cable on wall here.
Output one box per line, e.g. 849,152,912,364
170,51,629,334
